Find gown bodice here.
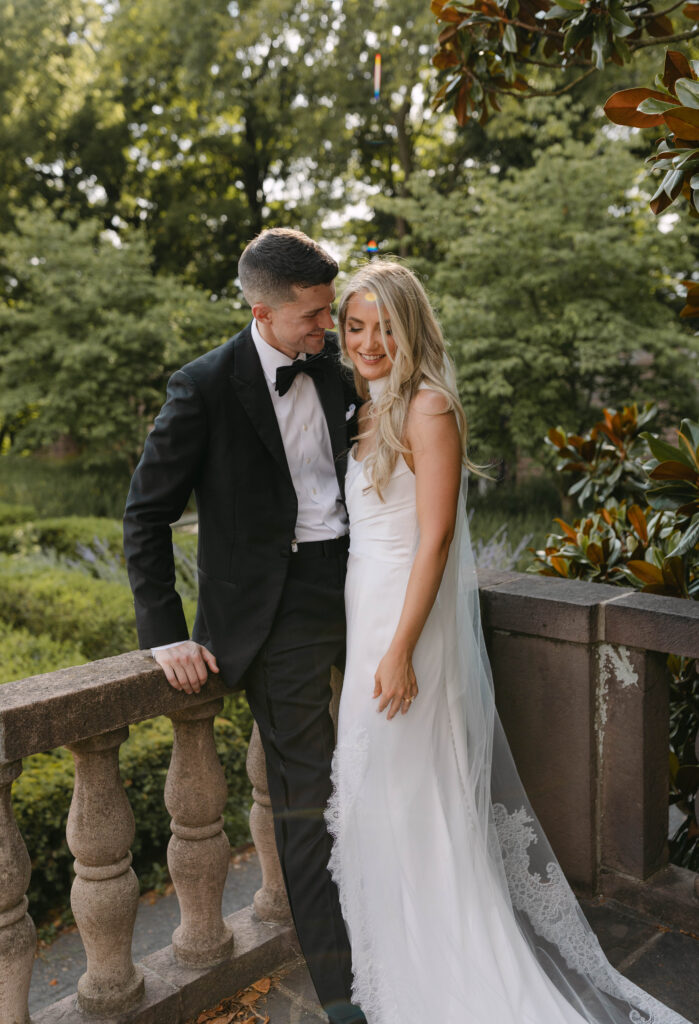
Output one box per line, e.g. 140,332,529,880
346,449,418,565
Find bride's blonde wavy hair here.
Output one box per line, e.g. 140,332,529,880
338,260,471,500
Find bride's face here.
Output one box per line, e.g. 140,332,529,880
344,290,397,380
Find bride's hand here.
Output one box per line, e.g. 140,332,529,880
373,647,418,720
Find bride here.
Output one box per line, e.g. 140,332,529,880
325,260,689,1024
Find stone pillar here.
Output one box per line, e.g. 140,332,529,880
165,699,234,967
66,728,144,1016
0,761,35,1024
597,644,669,881
246,723,292,924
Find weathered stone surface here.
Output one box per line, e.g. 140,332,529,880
622,930,699,1023
31,967,179,1024
604,591,699,658
246,724,292,925
480,573,630,645
141,906,298,1021
488,633,596,887
598,647,669,880
165,699,234,968
66,729,144,1016
600,864,699,936
0,651,229,763
0,760,35,1024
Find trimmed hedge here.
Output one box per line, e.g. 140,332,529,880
12,713,253,927
0,516,124,558
0,622,86,684
0,501,36,525
0,555,197,662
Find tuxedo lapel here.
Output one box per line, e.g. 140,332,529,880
229,326,293,487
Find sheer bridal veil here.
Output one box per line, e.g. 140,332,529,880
444,471,689,1024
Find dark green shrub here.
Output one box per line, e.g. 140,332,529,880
0,556,196,661
0,455,133,519
12,715,252,928
0,517,124,558
0,501,36,525
0,622,86,684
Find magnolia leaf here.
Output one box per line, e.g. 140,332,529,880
664,50,693,94
626,560,663,585
638,97,681,115
675,78,699,109
668,514,699,557
661,556,686,594
554,517,578,541
648,460,698,481
664,106,699,141
604,88,670,127
503,23,518,51
627,504,649,544
679,418,699,455
647,13,674,36
591,21,608,71
642,432,696,468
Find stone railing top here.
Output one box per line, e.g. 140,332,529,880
477,570,699,658
0,650,230,764
1,573,697,765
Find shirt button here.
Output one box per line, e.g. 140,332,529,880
303,424,308,431
306,457,311,464
312,488,317,495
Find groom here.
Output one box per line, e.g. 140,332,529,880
123,228,365,1024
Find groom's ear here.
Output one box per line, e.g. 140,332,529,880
251,301,274,325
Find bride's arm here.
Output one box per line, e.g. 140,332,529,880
374,389,462,719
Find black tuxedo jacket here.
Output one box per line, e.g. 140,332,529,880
123,323,359,690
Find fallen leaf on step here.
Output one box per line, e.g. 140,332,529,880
238,992,260,1006
251,978,271,994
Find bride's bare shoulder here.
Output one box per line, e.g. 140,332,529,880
409,383,451,417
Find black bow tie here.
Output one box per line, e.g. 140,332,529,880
274,348,328,397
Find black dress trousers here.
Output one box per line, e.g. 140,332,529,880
243,540,365,1024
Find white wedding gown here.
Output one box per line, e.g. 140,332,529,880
326,403,690,1024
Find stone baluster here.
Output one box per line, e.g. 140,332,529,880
246,722,292,924
165,699,234,966
0,761,35,1024
246,670,343,925
66,728,144,1015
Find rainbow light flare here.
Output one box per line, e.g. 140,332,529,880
374,53,381,100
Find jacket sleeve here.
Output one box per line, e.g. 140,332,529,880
123,370,207,649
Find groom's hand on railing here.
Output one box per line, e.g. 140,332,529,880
152,641,219,694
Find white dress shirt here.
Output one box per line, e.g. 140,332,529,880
251,319,347,542
153,321,347,654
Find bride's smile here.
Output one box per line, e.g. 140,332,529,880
344,289,397,379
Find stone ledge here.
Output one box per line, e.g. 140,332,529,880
0,650,230,762
604,592,699,659
32,906,299,1024
598,864,699,936
478,571,630,644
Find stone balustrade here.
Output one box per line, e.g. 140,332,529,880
0,574,697,1024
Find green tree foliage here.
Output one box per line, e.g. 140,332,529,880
382,132,698,464
429,0,699,125
0,207,242,470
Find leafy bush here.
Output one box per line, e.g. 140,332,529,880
0,501,35,525
12,715,252,929
0,454,133,519
535,406,699,870
0,516,125,558
0,622,86,684
0,555,197,663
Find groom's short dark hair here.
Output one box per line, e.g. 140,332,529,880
238,228,338,307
